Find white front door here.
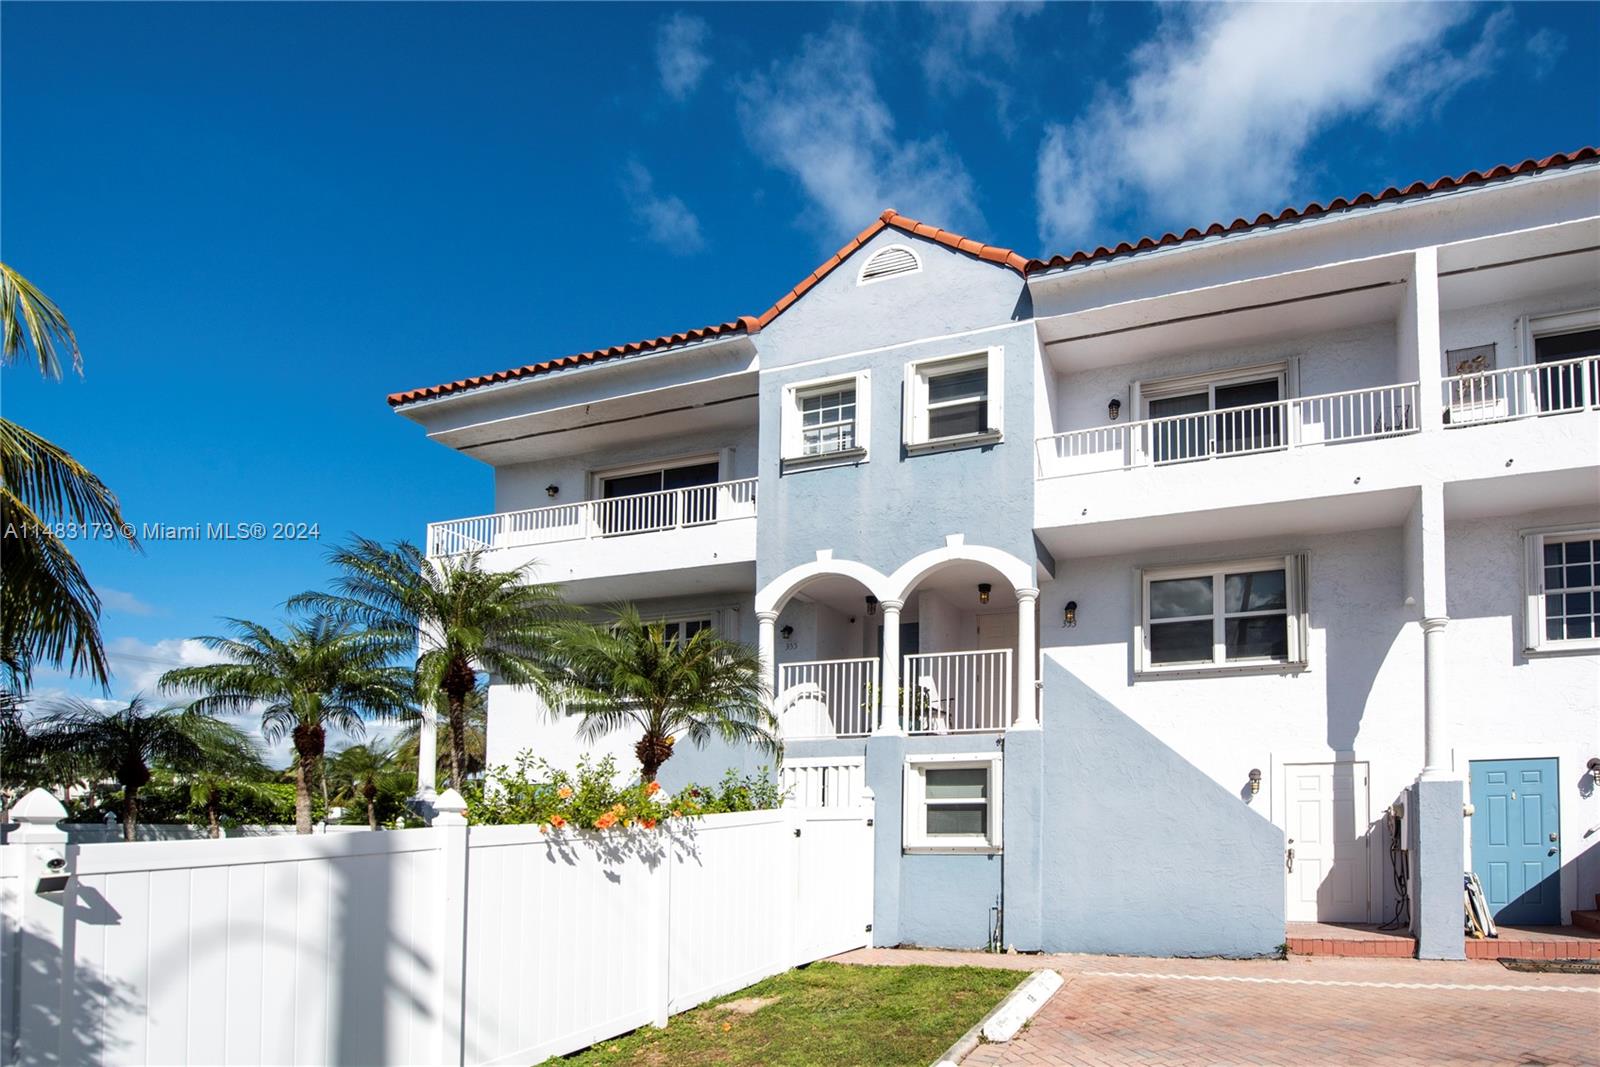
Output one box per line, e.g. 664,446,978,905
1284,762,1371,922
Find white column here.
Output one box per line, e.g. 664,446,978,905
416,699,438,801
757,610,779,698
876,600,904,734
1013,588,1040,729
1402,247,1443,434
1420,617,1452,780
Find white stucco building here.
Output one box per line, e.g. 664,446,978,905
390,148,1600,958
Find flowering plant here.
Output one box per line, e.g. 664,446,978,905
462,751,785,830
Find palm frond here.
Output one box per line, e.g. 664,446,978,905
0,262,81,379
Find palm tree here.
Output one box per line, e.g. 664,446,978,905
0,263,138,690
394,685,487,783
327,741,403,830
173,728,274,838
555,605,779,783
158,617,412,833
29,697,246,841
291,538,568,791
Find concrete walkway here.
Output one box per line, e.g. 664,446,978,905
833,947,1600,1065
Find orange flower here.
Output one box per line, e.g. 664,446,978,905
721,1022,731,1033
645,781,661,795
670,810,682,818
595,811,618,830
640,818,657,830
549,814,567,829
556,785,573,799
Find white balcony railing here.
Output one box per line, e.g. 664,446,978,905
1036,382,1420,479
777,658,878,739
427,477,758,557
903,649,1013,734
1443,353,1600,427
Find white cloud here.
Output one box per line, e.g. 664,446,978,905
920,2,1044,130
1035,4,1507,250
620,161,706,253
736,24,984,241
656,12,712,102
98,587,158,617
1524,26,1567,76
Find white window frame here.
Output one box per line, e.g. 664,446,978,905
1135,554,1309,676
1522,525,1600,653
1519,307,1600,366
903,347,1004,454
902,752,1003,854
590,453,721,500
781,371,870,472
857,243,922,286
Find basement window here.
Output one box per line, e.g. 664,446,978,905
903,753,1002,854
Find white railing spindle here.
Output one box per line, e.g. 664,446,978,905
777,658,877,739
901,649,1012,734
1443,353,1600,427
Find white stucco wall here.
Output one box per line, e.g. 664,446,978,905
1439,284,1599,373
494,423,759,513
1038,512,1599,924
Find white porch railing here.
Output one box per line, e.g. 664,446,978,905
777,658,877,739
1443,353,1600,427
903,649,1013,734
1036,382,1419,478
427,477,758,556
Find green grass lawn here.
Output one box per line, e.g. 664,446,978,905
548,961,1022,1066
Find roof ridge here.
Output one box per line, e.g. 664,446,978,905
1026,146,1600,273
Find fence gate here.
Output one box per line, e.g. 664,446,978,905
793,805,876,962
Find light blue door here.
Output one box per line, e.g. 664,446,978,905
1470,759,1560,925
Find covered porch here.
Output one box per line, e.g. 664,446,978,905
756,540,1041,740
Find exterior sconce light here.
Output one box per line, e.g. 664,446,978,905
1588,757,1600,780
545,484,560,498
1108,398,1122,421
779,625,794,640
865,595,879,616
1248,768,1262,795
977,583,992,605
1063,600,1078,627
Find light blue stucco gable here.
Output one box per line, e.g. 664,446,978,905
752,228,1040,584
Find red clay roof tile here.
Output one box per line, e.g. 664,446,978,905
1024,147,1598,273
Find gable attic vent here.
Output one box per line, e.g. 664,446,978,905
858,244,921,285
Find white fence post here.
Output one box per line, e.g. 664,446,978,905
650,829,671,1029
10,788,69,1066
435,789,470,1067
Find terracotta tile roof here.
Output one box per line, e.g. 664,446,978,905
389,210,1024,407
386,316,760,406
753,208,1029,328
1025,147,1600,274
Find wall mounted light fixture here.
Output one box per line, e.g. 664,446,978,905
1108,398,1122,421
779,625,794,640
865,595,879,616
1063,600,1078,627
545,484,560,498
977,583,992,605
1248,768,1262,795
1588,757,1600,780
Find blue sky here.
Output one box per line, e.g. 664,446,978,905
3,2,1596,753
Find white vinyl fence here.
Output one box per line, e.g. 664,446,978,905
1,787,874,1067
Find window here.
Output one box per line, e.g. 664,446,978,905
1136,362,1289,463
1137,555,1308,673
1529,311,1600,414
1524,528,1600,652
858,244,921,285
800,385,856,455
781,372,870,471
902,754,1002,853
903,348,1004,454
660,617,714,644
595,458,720,533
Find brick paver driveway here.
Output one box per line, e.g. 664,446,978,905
834,948,1600,1066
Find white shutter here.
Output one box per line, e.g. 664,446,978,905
986,346,1005,434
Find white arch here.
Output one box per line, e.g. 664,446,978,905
886,542,1035,604
754,557,893,615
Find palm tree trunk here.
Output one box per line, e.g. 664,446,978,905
363,779,378,831
206,787,221,839
635,732,674,784
122,788,138,842
443,659,474,791
291,723,324,835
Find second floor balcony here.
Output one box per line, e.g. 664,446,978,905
426,477,758,598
